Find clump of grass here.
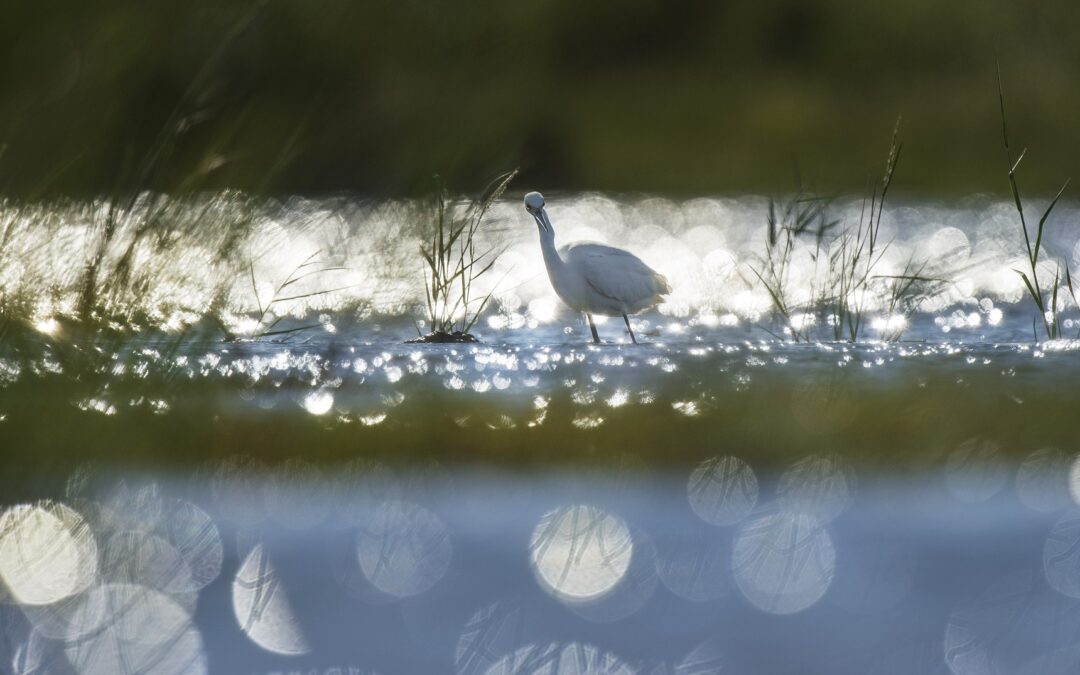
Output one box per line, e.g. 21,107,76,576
997,68,1073,342
219,249,352,342
750,119,943,342
873,255,948,342
828,119,903,341
411,170,517,343
73,4,271,330
748,190,837,341
0,3,321,350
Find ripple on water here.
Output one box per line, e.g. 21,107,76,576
356,501,452,598
790,374,857,434
263,458,332,529
302,389,335,415
945,438,1008,503
731,511,835,615
654,529,731,603
944,569,1080,675
158,498,224,593
1067,455,1080,507
568,529,658,623
1017,644,1080,675
0,502,98,607
777,454,855,523
456,599,534,675
331,458,403,529
64,583,206,675
529,505,633,604
1043,510,1080,599
673,637,736,675
1016,447,1071,513
207,455,270,527
868,642,951,675
828,538,916,615
687,456,758,527
483,641,635,675
99,531,197,610
92,485,224,596
232,544,309,656
11,627,73,675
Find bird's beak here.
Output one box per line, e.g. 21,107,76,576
533,208,551,233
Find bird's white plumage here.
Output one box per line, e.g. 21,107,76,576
524,192,669,325
561,242,670,314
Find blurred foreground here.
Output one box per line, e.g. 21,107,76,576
4,451,1080,674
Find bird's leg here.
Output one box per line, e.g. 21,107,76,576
586,314,601,343
623,314,638,344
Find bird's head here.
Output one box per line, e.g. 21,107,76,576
524,191,545,214
524,191,552,235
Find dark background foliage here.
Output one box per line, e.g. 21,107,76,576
2,0,1078,196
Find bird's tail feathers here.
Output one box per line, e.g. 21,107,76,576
654,272,672,296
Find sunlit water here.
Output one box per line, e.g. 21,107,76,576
3,194,1080,673
2,192,1079,340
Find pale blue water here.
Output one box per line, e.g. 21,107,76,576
5,469,1080,674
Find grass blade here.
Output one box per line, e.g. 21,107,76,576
1033,178,1071,264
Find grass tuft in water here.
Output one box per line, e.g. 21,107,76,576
223,249,353,342
829,118,902,341
749,119,945,342
997,67,1073,342
747,190,837,342
414,170,517,342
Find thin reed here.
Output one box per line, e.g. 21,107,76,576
997,67,1073,341
747,191,837,341
749,119,946,342
416,170,517,341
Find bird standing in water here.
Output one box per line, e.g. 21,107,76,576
524,191,670,343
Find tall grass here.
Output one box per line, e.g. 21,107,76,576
829,119,903,341
0,2,345,353
750,119,945,342
225,249,352,341
996,68,1073,342
874,256,947,342
73,3,270,328
417,170,517,340
748,191,837,341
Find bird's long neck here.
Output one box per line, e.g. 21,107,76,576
536,210,564,273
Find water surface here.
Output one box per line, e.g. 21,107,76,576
2,194,1080,674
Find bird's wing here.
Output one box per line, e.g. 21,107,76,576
561,242,671,308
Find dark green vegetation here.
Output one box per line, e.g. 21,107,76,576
2,1,1080,196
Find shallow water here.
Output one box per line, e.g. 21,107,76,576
2,194,1080,673
4,466,1080,674
2,193,1079,341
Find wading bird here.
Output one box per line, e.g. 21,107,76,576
525,191,670,344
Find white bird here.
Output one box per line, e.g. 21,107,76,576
524,191,670,344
